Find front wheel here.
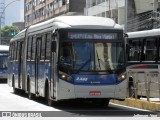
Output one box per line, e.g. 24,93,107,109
13,87,19,94
28,83,34,100
45,85,53,106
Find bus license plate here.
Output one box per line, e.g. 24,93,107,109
89,91,101,96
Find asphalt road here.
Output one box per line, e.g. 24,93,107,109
0,83,158,117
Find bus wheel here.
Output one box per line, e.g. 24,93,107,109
13,87,19,94
46,85,53,106
129,83,135,98
12,76,19,94
28,83,34,100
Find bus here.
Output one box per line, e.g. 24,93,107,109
0,45,9,82
127,29,160,98
8,16,127,106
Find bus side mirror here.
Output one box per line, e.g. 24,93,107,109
51,41,56,52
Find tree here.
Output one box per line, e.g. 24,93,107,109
0,26,19,45
1,25,19,37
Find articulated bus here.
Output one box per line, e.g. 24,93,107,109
8,16,127,106
127,29,160,98
0,45,9,82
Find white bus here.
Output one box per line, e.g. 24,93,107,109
127,29,160,98
0,45,9,82
8,16,127,106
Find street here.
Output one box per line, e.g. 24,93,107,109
0,83,158,117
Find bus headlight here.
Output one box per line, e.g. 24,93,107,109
118,72,127,81
59,71,72,81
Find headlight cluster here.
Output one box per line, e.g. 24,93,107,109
59,71,73,81
118,72,127,81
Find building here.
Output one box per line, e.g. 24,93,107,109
25,0,86,27
85,0,125,27
85,0,160,32
12,22,25,31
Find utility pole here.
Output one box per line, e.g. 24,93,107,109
0,0,5,45
152,0,158,28
124,0,128,33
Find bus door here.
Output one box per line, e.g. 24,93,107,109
50,40,57,99
17,41,23,88
35,38,41,94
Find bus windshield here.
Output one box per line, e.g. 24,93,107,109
0,53,8,69
59,42,125,72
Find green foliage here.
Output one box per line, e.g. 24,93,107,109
1,25,19,37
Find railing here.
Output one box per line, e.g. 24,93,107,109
127,70,160,101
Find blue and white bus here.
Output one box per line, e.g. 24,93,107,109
0,45,9,82
8,16,127,106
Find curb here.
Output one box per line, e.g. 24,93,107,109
111,98,160,111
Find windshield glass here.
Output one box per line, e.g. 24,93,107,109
0,52,8,69
59,42,125,71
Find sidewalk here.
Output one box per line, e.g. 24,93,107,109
111,98,160,112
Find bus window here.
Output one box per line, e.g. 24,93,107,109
14,42,17,60
27,36,32,60
41,34,46,60
143,38,157,61
46,33,51,60
31,36,36,60
60,42,73,67
128,39,142,61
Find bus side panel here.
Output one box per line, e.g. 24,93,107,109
8,61,13,86
27,61,35,94
8,61,19,88
57,79,75,100
115,80,127,99
13,62,18,88
37,62,51,97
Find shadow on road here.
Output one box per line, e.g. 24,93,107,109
9,89,157,117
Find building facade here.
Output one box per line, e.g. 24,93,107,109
25,0,86,27
85,0,160,32
12,22,25,31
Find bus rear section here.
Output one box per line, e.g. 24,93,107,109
126,29,160,98
0,45,9,83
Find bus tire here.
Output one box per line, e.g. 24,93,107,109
128,78,135,98
45,82,53,106
28,79,34,100
12,75,19,94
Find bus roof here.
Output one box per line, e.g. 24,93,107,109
29,16,122,31
0,45,9,51
11,16,123,42
127,29,160,39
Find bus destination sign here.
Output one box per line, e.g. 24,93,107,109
68,32,117,40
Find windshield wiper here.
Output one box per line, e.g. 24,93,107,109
76,59,91,73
